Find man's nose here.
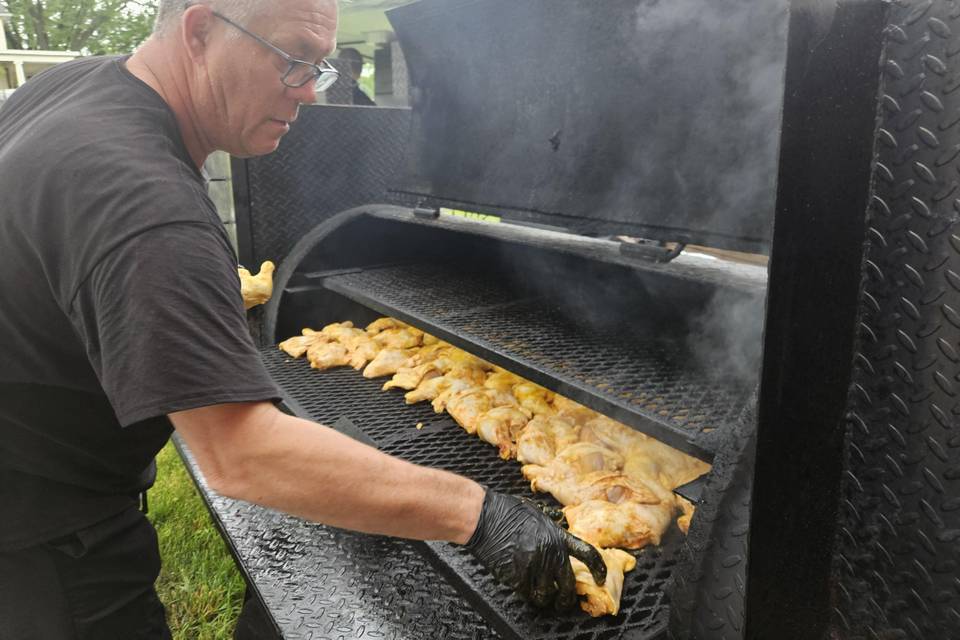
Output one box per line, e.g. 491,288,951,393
287,80,318,106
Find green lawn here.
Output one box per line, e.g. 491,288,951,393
150,440,245,640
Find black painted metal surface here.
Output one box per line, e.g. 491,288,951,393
174,431,497,640
833,0,960,637
256,348,682,640
232,105,411,269
746,0,890,639
387,0,789,252
323,263,756,462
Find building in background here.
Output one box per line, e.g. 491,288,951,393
323,0,410,107
0,1,79,92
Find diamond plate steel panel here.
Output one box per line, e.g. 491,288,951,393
834,0,960,636
175,434,497,640
239,106,412,268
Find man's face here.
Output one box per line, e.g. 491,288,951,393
202,0,338,157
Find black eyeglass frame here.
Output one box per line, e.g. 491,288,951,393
210,10,339,90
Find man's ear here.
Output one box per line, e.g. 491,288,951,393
181,4,214,63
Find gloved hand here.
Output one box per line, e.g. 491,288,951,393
465,490,607,609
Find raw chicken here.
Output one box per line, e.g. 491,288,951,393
363,348,416,378
513,381,555,416
474,406,530,458
319,321,356,341
372,327,423,350
623,437,711,492
383,362,441,391
521,469,660,507
515,415,581,465
564,499,675,549
571,547,637,616
425,368,489,411
345,335,381,370
404,374,450,405
365,317,406,335
445,388,517,434
278,329,324,358
525,442,624,479
484,369,523,393
579,416,646,453
238,261,274,310
552,396,599,425
307,341,350,370
431,348,490,373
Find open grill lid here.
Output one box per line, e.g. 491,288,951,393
387,0,790,253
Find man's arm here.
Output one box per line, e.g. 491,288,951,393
170,401,485,543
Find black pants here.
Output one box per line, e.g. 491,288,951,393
0,506,171,640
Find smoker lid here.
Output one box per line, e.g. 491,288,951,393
387,0,790,253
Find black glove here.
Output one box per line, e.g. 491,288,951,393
464,490,607,609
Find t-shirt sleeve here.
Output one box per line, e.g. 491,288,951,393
68,222,281,426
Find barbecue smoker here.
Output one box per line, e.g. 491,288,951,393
177,0,960,638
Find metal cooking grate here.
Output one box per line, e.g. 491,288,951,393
324,263,754,460
262,347,678,640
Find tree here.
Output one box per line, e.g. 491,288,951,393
3,1,158,55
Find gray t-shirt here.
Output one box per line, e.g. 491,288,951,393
0,55,280,551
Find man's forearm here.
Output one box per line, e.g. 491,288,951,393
172,403,485,544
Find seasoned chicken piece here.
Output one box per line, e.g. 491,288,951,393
427,367,489,411
372,327,423,350
445,388,517,434
571,547,637,617
278,330,324,358
534,442,624,476
306,341,350,370
431,348,490,372
406,342,449,365
552,396,599,425
515,415,581,465
405,374,450,404
383,362,441,391
475,406,530,459
344,335,380,370
484,369,523,393
238,261,275,310
513,381,555,416
319,321,356,341
552,395,587,414
564,499,675,549
579,416,646,453
363,348,416,378
676,496,696,534
521,442,625,504
365,317,406,335
521,469,660,507
623,438,711,492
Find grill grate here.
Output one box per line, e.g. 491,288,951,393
324,263,755,460
263,347,678,640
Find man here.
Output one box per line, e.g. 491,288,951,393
337,46,376,105
0,1,605,638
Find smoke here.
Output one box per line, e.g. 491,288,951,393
685,287,765,388
609,0,791,243
397,0,794,251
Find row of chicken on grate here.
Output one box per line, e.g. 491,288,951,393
278,317,710,616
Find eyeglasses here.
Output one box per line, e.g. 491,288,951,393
210,10,339,90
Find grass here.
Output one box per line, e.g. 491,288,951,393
149,440,245,640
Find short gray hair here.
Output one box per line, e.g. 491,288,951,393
153,0,264,36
